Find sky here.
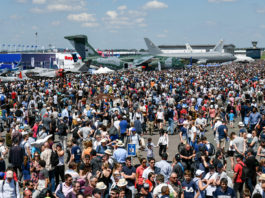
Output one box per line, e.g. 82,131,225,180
1,0,265,50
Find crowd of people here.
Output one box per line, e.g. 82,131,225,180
0,62,265,198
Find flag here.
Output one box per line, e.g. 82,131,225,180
18,71,22,79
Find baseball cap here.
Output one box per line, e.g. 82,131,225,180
195,169,204,176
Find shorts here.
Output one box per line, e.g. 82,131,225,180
157,119,163,123
219,138,226,149
227,150,235,157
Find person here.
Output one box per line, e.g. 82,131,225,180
145,172,156,192
23,189,33,198
66,181,83,198
172,154,185,182
245,149,259,194
121,157,136,197
204,164,218,197
193,169,210,198
36,159,49,193
213,178,236,198
117,178,132,198
182,170,198,198
83,176,97,196
153,174,177,198
0,170,20,198
167,172,184,198
233,154,246,198
55,174,73,197
142,157,160,182
228,132,236,170
8,140,24,179
55,143,65,187
155,153,172,182
119,116,128,142
40,142,55,192
157,130,169,157
113,141,127,165
136,158,147,191
217,120,228,153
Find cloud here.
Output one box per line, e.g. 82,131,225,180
106,11,118,19
156,34,167,38
208,0,236,2
51,20,60,26
257,8,265,14
47,4,81,11
103,8,147,30
32,0,46,4
143,0,168,10
205,20,217,26
10,15,21,20
67,13,96,22
32,25,38,30
30,7,44,13
81,22,99,27
117,5,127,11
260,24,265,29
16,0,28,3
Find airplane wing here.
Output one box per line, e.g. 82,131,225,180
197,59,207,64
133,55,154,66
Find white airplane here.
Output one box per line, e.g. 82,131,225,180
234,55,254,63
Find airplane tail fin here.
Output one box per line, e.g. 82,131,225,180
185,43,193,52
64,35,100,60
144,38,162,55
212,39,224,52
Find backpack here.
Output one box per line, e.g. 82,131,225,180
164,110,169,121
1,179,17,197
207,143,215,156
55,183,65,198
0,95,5,102
237,162,248,182
109,126,118,136
50,151,59,167
177,162,184,173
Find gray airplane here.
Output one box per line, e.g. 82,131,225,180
144,38,236,64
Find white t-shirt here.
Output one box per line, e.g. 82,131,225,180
153,183,175,198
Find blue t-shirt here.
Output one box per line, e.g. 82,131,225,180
218,125,228,140
180,127,188,140
228,113,234,121
119,120,128,134
122,165,136,186
71,145,81,163
182,180,198,198
213,186,235,198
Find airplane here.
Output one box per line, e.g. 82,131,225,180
64,35,184,70
144,38,236,64
234,55,254,63
64,35,133,70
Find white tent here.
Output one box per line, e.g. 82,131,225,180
94,67,114,74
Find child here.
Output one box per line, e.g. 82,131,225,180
182,170,198,198
146,138,156,161
161,186,170,198
228,110,234,128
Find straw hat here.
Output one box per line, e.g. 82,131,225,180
117,179,128,187
116,141,125,147
96,182,107,190
104,149,112,155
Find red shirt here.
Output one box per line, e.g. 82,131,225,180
234,161,245,183
136,165,146,185
11,92,16,99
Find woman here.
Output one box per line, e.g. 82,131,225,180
81,141,93,161
157,130,168,157
145,172,156,192
135,158,147,191
55,143,65,187
209,105,216,128
98,163,112,188
22,155,31,188
30,152,41,189
257,139,265,160
228,132,236,170
156,108,165,131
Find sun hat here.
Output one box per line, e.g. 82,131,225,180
117,179,128,187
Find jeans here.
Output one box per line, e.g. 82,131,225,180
55,165,65,187
168,118,174,135
49,169,55,192
246,177,256,194
234,182,244,198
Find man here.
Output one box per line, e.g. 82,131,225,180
213,178,236,198
153,174,177,198
0,170,20,198
248,107,261,131
119,116,128,142
155,153,172,182
172,154,184,182
233,133,245,156
8,140,24,179
66,181,82,198
79,154,91,177
217,120,228,153
214,117,222,142
77,121,92,141
69,139,82,167
83,176,97,196
113,141,128,165
147,101,156,135
142,157,161,182
90,150,102,175
40,142,55,192
55,174,73,197
56,117,68,151
23,189,32,198
167,105,175,135
121,157,136,197
182,170,198,198
180,143,195,171
117,179,132,198
204,164,218,197
233,154,246,198
167,172,184,198
245,149,258,194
